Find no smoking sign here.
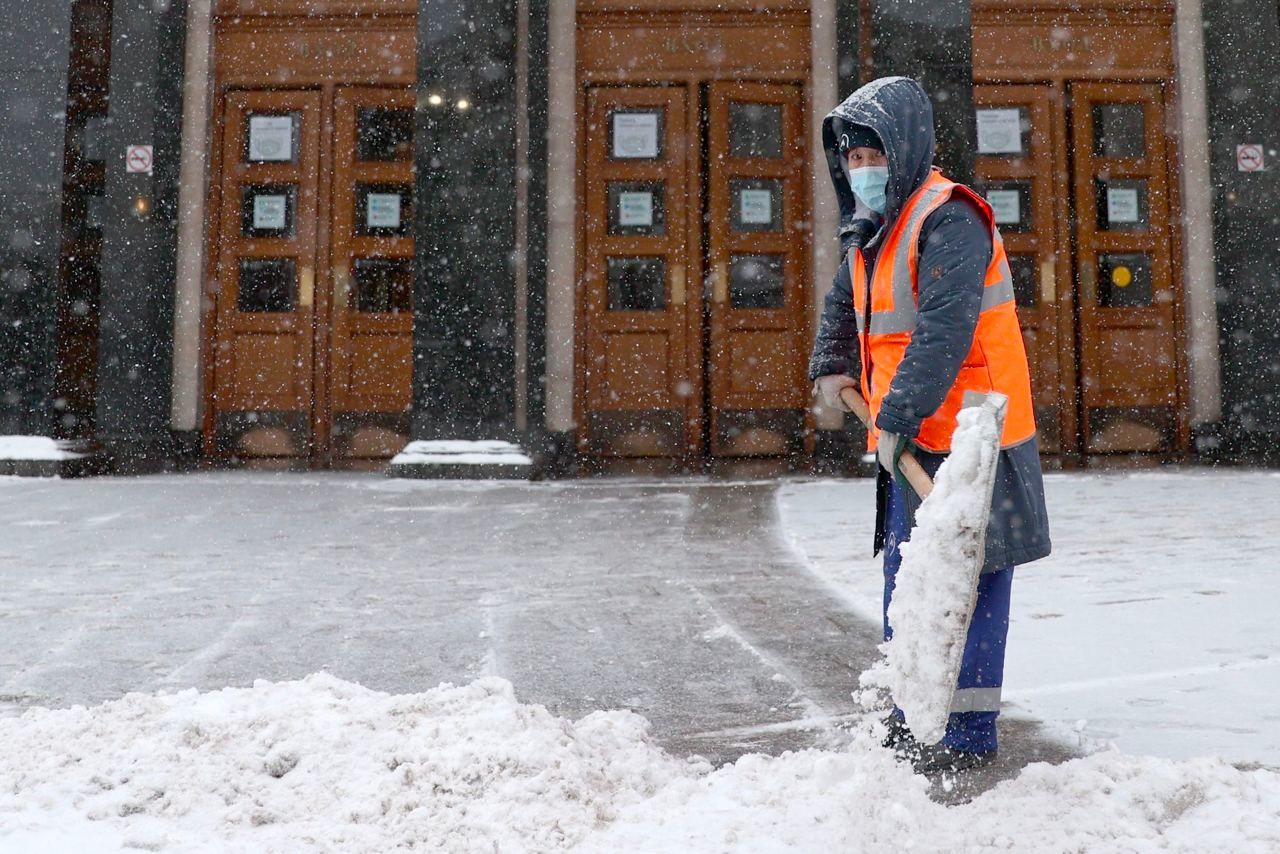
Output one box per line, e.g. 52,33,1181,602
125,144,153,175
1236,144,1265,173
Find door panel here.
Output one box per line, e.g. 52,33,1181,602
209,87,413,463
1070,82,1180,453
974,84,1075,455
974,81,1183,459
212,90,322,457
706,82,809,457
328,87,415,459
582,86,697,457
580,82,810,461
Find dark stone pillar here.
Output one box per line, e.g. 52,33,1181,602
414,0,518,440
1201,2,1280,463
836,0,861,98
825,2,977,473
870,0,977,184
815,0,867,474
526,0,550,436
95,0,186,469
0,4,75,435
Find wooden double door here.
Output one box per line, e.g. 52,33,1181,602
580,82,811,460
975,81,1185,458
207,87,415,464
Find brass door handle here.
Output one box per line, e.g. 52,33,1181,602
713,260,728,304
671,263,685,306
299,265,314,308
1039,258,1056,305
1080,262,1096,303
334,265,351,308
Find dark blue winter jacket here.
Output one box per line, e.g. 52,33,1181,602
810,77,1051,572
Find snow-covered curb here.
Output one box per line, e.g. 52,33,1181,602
2,675,1279,852
0,436,84,461
390,440,532,466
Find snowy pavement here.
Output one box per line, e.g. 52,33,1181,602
2,469,1279,851
0,473,887,765
779,469,1280,770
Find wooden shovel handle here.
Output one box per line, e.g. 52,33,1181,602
839,387,934,500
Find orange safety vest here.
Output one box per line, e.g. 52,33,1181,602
852,169,1036,454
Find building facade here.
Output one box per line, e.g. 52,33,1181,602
1,0,1277,474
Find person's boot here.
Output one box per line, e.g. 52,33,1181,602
881,714,919,756
910,742,996,775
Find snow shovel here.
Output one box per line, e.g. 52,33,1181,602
841,386,1009,745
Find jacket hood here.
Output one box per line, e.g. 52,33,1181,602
822,76,936,245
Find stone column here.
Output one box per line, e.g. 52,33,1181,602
1173,0,1222,437
543,0,577,442
170,0,214,448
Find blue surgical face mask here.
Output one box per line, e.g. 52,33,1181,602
848,165,889,215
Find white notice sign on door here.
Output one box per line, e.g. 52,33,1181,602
253,194,288,230
618,191,654,227
248,115,294,162
613,112,659,159
367,193,402,229
1106,187,1141,224
976,109,1023,154
739,189,773,224
985,189,1021,226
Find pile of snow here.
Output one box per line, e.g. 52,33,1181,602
0,436,83,461
3,675,1280,852
390,440,532,466
0,675,694,853
860,402,1002,743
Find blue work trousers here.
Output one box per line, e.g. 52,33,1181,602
883,479,1013,753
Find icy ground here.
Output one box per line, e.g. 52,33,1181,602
2,470,1279,850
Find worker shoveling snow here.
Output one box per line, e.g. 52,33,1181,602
859,394,1006,745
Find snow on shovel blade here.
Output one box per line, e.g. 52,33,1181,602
861,392,1008,746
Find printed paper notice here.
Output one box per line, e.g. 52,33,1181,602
613,112,659,159
253,194,288,230
248,115,294,162
739,189,773,224
367,193,402,229
985,189,1020,226
976,109,1023,155
1106,187,1140,224
618,191,654,227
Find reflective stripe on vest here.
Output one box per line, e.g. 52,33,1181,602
850,169,1037,453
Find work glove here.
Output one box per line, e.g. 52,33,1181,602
876,430,914,491
814,374,857,412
